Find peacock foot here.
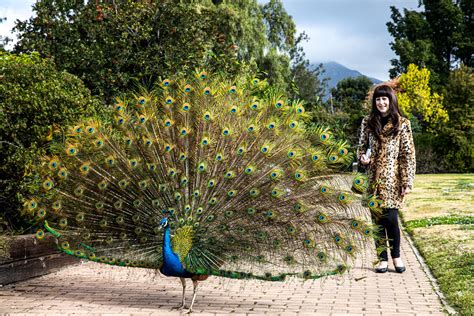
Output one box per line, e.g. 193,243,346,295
171,304,186,310
181,308,193,314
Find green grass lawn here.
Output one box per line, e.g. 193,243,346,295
403,174,473,316
404,173,473,221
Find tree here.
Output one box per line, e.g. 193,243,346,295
397,64,448,132
387,0,473,89
261,0,295,52
328,76,374,146
13,0,299,101
288,32,328,106
257,0,327,96
440,64,474,172
331,76,374,110
290,62,327,105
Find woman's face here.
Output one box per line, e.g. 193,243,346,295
375,96,390,115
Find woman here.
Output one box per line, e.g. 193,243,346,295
357,84,416,273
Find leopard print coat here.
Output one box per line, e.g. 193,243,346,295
357,116,416,209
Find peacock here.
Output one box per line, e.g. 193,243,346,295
23,70,379,313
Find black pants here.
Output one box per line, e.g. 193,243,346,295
375,208,401,261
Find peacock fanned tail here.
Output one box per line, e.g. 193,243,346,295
24,70,377,281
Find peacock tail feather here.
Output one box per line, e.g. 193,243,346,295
24,70,378,280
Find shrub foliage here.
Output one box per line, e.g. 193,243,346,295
0,52,100,232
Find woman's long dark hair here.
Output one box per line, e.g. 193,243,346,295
367,84,403,140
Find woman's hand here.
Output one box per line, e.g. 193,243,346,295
401,185,412,196
360,154,370,165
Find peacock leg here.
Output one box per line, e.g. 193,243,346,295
173,277,186,310
182,280,198,314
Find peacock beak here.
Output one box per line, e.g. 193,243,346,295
159,220,168,230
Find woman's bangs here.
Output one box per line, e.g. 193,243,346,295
373,86,393,99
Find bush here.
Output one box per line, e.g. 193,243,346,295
0,52,101,233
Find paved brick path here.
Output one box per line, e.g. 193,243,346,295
0,233,445,315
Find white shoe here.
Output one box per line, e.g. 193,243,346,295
393,257,406,273
375,261,388,273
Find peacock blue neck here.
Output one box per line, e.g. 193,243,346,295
160,224,192,278
162,225,172,253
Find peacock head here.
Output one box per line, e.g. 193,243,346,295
159,217,169,229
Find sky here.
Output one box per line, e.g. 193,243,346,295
269,0,421,80
0,0,421,81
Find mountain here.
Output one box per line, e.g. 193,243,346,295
312,61,383,101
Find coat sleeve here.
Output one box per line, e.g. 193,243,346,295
399,119,416,189
356,117,369,164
